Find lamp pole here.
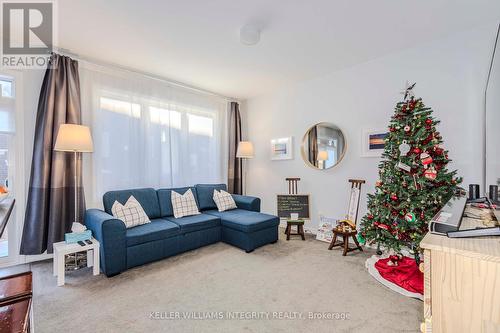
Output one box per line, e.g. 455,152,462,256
74,150,78,223
243,158,247,195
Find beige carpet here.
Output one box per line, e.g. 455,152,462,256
32,230,422,333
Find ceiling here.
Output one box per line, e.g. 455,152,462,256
58,0,500,99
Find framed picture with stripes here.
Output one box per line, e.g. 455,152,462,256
361,128,388,157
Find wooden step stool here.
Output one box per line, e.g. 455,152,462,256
285,220,305,241
328,228,363,256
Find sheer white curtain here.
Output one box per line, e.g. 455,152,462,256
80,64,228,207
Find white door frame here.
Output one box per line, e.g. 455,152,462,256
0,69,25,268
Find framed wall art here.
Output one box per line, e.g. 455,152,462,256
271,137,293,160
361,128,388,157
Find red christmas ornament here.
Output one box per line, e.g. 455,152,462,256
434,146,444,155
367,214,374,220
390,194,398,201
425,118,432,125
412,147,421,154
377,223,390,231
424,166,437,180
420,152,433,166
389,127,395,132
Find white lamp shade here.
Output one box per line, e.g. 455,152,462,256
317,150,328,161
236,141,254,158
54,124,94,152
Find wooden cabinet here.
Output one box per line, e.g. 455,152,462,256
0,271,33,333
420,213,500,333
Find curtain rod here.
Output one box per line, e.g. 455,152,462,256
52,47,238,103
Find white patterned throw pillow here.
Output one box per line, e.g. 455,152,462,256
171,189,200,218
111,195,150,228
213,189,237,212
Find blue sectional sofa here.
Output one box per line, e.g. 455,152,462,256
85,184,279,276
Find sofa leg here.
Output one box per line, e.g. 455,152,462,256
106,272,121,278
270,240,278,244
245,249,254,253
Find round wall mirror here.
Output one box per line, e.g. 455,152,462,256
301,122,346,170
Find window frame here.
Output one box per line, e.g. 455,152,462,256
0,69,25,268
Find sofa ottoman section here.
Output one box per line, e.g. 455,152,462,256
205,209,279,252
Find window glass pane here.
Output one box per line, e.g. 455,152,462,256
188,114,213,137
0,80,12,98
100,97,140,118
0,133,12,258
0,134,10,187
97,97,142,191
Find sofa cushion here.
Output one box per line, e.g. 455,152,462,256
171,189,201,218
126,218,180,247
104,188,161,219
195,184,227,210
165,213,220,233
157,187,198,217
111,195,150,228
213,189,237,212
204,209,279,233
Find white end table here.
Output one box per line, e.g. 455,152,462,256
53,238,100,286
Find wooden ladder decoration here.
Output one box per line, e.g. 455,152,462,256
348,179,365,224
328,179,365,256
284,177,305,240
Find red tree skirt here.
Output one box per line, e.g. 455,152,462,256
365,255,423,299
375,256,424,294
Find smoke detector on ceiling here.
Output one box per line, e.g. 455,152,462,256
240,24,260,46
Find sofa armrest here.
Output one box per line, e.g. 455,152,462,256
84,209,126,276
232,194,261,212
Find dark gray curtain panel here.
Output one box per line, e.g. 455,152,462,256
20,54,85,254
227,102,242,195
308,125,318,167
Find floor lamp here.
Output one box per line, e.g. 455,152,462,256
236,141,254,195
54,124,94,229
317,150,328,169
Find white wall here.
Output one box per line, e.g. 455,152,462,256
245,23,499,232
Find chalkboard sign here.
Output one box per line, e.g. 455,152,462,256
277,194,310,219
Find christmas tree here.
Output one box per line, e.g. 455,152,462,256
358,83,462,263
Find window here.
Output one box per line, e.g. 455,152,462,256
0,79,13,98
80,66,228,204
0,75,15,259
93,95,224,197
